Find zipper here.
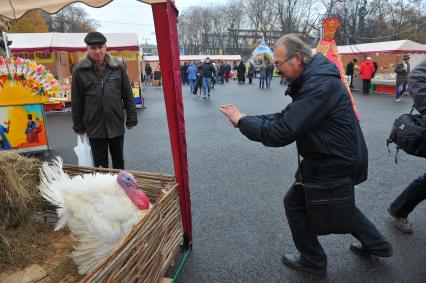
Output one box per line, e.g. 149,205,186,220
308,197,353,205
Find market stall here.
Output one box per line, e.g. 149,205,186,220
9,32,144,109
339,40,426,94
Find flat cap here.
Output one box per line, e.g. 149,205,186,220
84,31,107,45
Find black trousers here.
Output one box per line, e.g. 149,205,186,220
390,172,426,218
89,135,125,169
349,74,354,88
284,183,391,269
362,79,371,94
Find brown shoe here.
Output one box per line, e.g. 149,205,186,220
387,207,413,233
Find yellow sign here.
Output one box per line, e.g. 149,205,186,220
0,84,46,106
12,52,54,64
77,50,138,61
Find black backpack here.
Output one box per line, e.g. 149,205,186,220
387,108,426,162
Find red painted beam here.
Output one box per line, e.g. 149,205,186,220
151,0,192,246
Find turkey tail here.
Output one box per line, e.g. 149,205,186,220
39,157,71,231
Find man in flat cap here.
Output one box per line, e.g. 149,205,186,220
394,54,410,102
72,31,137,169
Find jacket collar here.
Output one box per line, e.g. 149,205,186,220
78,53,120,69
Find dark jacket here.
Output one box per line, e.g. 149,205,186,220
237,63,246,80
218,64,226,76
395,61,410,84
72,53,137,139
345,62,354,76
408,59,426,114
198,62,216,78
238,54,368,185
224,64,232,73
266,63,275,75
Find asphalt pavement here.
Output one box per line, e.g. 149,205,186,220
43,78,426,282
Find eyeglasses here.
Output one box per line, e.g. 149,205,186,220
274,56,294,68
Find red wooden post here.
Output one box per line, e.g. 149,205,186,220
151,0,192,247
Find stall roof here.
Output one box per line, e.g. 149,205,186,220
338,40,426,55
8,33,139,52
144,55,242,62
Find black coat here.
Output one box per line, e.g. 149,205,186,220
72,54,137,139
198,62,215,78
237,63,246,80
238,54,368,185
345,62,354,76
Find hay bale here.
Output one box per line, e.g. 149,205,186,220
0,152,42,227
0,152,44,267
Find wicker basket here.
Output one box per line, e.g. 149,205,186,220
60,165,184,283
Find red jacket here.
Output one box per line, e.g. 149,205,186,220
360,61,375,80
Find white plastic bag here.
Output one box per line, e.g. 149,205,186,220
73,134,93,167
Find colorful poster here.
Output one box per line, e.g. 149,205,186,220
0,104,48,153
11,52,55,64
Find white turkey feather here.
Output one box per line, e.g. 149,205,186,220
39,158,148,274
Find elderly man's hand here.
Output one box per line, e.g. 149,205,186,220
219,104,246,128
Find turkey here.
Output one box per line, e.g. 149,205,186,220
39,158,151,274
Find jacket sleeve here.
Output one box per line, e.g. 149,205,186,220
71,68,85,133
121,67,138,127
238,76,341,147
395,63,404,73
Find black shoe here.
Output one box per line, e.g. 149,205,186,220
208,94,210,97
281,254,326,276
350,243,393,257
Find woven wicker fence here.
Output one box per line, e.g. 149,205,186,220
60,165,184,283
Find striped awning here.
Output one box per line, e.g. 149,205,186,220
0,0,167,19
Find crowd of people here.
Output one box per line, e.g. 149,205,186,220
142,58,277,99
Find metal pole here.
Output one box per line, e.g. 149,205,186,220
2,32,9,58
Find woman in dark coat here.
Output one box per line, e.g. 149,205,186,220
237,61,246,84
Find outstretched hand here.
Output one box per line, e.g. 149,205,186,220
219,104,246,128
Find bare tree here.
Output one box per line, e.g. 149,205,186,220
43,5,98,33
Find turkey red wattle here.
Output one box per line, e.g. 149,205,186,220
117,171,150,210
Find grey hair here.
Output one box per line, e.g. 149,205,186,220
275,34,313,65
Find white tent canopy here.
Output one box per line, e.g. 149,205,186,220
338,40,426,55
144,55,242,62
8,33,139,52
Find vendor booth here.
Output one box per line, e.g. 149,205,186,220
9,33,144,110
339,40,426,94
0,1,191,282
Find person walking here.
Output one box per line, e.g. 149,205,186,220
266,61,274,88
237,61,246,84
181,62,189,85
345,58,357,89
72,31,137,169
259,61,267,89
388,58,426,233
247,62,255,84
394,54,410,102
218,61,225,84
360,57,375,94
187,61,197,94
224,62,232,82
144,63,152,87
219,34,392,276
197,57,216,99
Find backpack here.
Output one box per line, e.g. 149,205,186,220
387,108,426,162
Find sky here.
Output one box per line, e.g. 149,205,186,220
80,0,227,45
